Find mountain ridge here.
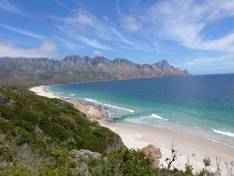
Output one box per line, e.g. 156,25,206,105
0,55,189,87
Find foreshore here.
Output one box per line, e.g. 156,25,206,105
30,85,234,174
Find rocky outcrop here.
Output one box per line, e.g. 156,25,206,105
0,93,9,104
68,99,109,122
0,134,10,170
142,144,162,168
70,149,101,162
0,55,189,86
0,93,15,107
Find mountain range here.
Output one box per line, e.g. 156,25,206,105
0,55,189,87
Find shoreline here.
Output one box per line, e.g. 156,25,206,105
30,86,110,122
30,85,234,174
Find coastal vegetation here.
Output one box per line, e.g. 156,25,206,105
0,87,232,175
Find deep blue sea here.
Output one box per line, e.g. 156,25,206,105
46,74,234,146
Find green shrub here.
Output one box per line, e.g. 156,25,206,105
36,165,75,176
88,148,156,176
40,119,70,141
0,134,16,161
0,163,33,176
17,127,34,145
58,115,77,131
49,145,76,167
0,118,15,135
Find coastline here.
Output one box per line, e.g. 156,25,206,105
30,85,234,173
30,86,110,122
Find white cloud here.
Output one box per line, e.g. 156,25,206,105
183,54,234,74
115,0,234,53
110,27,133,46
76,36,112,50
184,55,234,66
58,8,146,51
57,8,159,52
144,0,234,52
92,50,103,57
57,37,86,50
62,9,110,39
121,16,142,32
199,33,234,52
60,9,114,50
0,0,23,14
0,41,58,58
71,11,94,27
0,23,45,39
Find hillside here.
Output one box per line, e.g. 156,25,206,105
0,55,189,87
0,87,123,152
0,87,124,172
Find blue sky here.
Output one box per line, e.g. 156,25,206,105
0,0,234,74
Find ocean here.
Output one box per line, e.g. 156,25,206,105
46,74,234,146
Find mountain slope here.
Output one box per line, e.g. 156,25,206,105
0,55,189,87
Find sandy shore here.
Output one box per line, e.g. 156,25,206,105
101,121,234,173
30,85,234,174
30,86,58,99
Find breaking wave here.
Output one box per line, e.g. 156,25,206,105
212,129,234,137
125,113,168,124
84,98,134,113
150,114,168,121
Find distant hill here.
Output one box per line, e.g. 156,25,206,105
0,55,189,87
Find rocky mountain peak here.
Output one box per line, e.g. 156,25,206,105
92,56,110,65
0,55,189,86
63,55,81,61
113,58,134,65
154,59,169,66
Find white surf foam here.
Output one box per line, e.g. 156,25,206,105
124,115,165,129
84,98,102,104
150,114,168,121
69,93,76,96
60,96,69,99
124,116,148,124
84,98,134,113
212,129,234,137
103,103,134,113
125,114,168,124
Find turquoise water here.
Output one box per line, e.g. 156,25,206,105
46,74,234,146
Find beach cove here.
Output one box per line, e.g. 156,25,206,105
30,84,234,174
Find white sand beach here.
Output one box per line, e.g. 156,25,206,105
30,85,234,174
30,86,58,99
101,121,234,173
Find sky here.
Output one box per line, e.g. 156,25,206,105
0,0,234,74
